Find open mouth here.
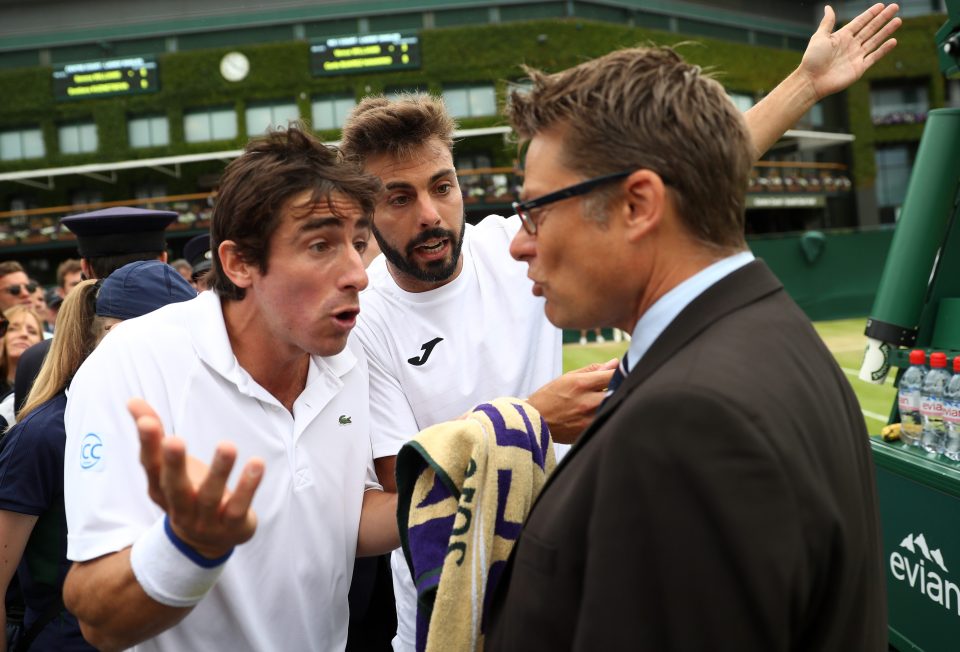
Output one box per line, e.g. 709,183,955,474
412,237,450,261
415,238,447,252
333,308,359,328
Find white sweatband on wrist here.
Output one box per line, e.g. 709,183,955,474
130,515,234,607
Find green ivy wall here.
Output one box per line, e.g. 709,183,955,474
0,15,948,205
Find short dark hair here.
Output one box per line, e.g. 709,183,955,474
56,258,82,287
507,46,752,253
340,94,456,165
86,251,164,281
0,260,25,279
208,123,381,301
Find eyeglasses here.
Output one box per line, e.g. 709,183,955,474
512,171,634,235
4,282,38,296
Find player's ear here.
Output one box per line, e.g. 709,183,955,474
218,240,253,289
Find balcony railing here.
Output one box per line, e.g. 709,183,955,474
0,161,852,248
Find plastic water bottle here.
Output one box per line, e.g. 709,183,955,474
921,352,951,455
898,350,926,447
943,356,960,461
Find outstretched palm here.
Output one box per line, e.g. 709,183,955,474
800,3,902,100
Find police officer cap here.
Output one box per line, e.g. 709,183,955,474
96,260,197,320
61,206,176,258
182,233,212,275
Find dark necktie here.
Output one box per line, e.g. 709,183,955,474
601,353,630,406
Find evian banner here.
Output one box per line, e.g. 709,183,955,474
889,532,956,610
875,459,960,652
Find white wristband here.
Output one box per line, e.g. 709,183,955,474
130,515,233,607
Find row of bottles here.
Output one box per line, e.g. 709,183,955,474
898,350,960,460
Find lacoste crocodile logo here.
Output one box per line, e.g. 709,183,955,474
339,415,352,425
407,337,444,366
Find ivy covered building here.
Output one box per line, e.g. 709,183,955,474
0,0,954,277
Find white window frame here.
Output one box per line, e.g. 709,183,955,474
128,115,170,148
311,95,356,131
442,84,497,118
245,102,300,136
0,128,44,161
184,107,238,143
58,122,98,154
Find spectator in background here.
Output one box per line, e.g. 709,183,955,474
578,328,604,345
170,258,193,283
44,288,63,333
0,263,37,313
56,259,83,299
26,281,53,338
182,234,213,291
0,306,43,427
14,207,177,414
0,262,196,652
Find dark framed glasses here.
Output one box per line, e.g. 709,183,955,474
4,282,38,297
512,171,633,235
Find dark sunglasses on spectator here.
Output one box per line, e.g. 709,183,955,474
4,282,38,296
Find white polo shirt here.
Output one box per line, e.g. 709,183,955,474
64,291,378,652
355,214,564,652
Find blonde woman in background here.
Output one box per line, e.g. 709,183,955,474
0,262,195,652
0,306,44,429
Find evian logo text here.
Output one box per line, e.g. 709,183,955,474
890,532,960,616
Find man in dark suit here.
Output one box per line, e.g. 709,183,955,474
485,40,888,651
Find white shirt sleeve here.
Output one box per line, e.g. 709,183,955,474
363,346,421,459
64,327,168,562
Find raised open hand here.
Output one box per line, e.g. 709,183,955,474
800,3,901,101
129,398,265,560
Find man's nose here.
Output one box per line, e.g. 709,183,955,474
509,226,536,262
416,197,442,228
341,246,368,292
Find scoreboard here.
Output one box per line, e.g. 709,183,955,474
53,57,159,101
310,32,420,76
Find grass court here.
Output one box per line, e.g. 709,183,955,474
563,317,897,435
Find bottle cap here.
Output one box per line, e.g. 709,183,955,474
909,349,926,365
930,352,947,368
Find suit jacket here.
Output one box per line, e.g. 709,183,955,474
485,260,886,651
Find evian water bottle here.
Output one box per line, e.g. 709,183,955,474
942,356,960,461
898,349,926,446
921,352,951,455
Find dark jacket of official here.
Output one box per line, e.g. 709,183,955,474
485,260,887,651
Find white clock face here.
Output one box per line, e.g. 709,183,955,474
220,52,249,82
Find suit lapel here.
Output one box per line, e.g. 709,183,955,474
489,261,785,629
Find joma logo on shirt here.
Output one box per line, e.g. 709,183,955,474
408,337,443,366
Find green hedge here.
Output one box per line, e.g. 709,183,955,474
0,15,947,190
848,14,947,189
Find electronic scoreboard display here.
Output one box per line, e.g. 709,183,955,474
310,32,420,76
53,57,159,101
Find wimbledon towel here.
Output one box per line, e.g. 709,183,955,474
396,397,556,652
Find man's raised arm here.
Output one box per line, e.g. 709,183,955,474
745,3,901,159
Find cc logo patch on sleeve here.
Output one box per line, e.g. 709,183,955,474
80,433,104,471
